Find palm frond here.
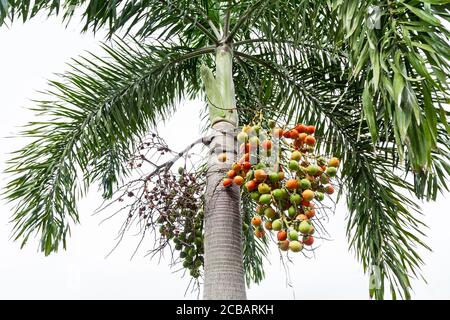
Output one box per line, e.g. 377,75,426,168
4,37,213,255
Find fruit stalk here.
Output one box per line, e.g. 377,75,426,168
202,44,246,299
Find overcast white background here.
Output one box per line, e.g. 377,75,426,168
0,16,449,300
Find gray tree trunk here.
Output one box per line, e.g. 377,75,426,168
203,121,246,300
202,44,246,299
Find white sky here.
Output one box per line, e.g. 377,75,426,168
0,16,449,300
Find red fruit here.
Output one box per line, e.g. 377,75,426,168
295,124,308,133
290,129,299,139
251,216,262,226
305,135,316,146
233,176,244,186
262,140,272,150
254,169,267,182
325,185,335,195
301,200,311,207
277,230,287,241
306,125,316,134
242,161,251,171
223,178,233,187
286,179,299,190
283,131,292,139
227,170,236,178
245,180,257,191
273,128,284,138
303,235,314,246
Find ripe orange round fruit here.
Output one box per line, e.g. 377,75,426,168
223,178,233,187
305,209,316,219
328,157,340,167
283,130,291,138
290,129,299,139
242,161,251,171
298,132,307,142
245,180,257,191
277,230,287,241
227,170,236,178
217,153,227,162
306,125,316,134
286,178,299,190
302,189,315,201
295,124,308,133
325,185,335,195
262,140,272,150
232,163,242,171
305,135,316,146
254,169,267,182
273,128,284,138
296,213,308,221
251,216,262,226
264,221,273,230
233,176,244,186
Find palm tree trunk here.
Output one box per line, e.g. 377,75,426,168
202,44,246,299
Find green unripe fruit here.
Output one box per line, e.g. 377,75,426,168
194,258,202,268
320,175,330,184
195,230,202,237
287,206,297,218
194,237,203,246
250,191,260,201
264,207,277,219
180,251,187,258
253,125,261,134
178,167,184,175
326,167,337,177
290,193,302,204
190,269,200,278
278,171,285,181
242,223,249,232
188,248,196,257
175,243,183,251
272,189,284,200
289,240,304,252
288,229,299,241
307,165,320,176
237,132,248,142
316,192,325,201
268,120,276,128
300,178,311,190
182,260,190,268
299,221,312,234
259,194,272,205
173,237,180,244
246,170,254,180
255,163,266,170
291,151,302,161
258,183,271,194
269,172,280,183
272,219,283,231
288,160,300,171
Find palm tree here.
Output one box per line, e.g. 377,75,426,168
1,1,449,300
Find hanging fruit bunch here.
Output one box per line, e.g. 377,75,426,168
222,120,340,253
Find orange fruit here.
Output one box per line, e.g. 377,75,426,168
251,216,262,226
242,161,251,171
305,209,316,219
232,163,242,171
233,176,244,186
290,129,299,139
305,135,316,146
262,140,272,150
254,228,266,238
286,178,299,190
277,230,287,241
328,157,340,167
306,125,316,134
254,169,267,182
325,185,335,194
245,180,257,191
302,189,315,201
227,170,236,178
223,178,233,187
295,124,308,133
298,132,308,142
